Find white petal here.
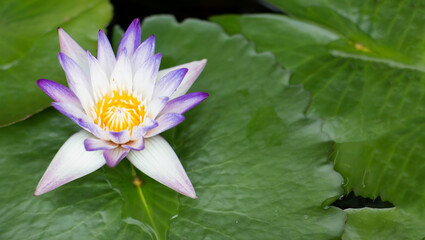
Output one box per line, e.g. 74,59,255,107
58,28,89,74
127,135,197,199
133,53,161,101
58,53,94,114
110,49,132,92
97,29,116,78
131,35,155,75
103,147,129,168
87,51,110,101
147,96,168,120
34,130,105,196
157,59,207,99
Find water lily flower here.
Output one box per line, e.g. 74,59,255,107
34,19,207,199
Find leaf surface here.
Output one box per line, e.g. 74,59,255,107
0,16,345,239
0,0,112,126
212,0,425,237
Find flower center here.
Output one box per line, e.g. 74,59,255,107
93,91,145,132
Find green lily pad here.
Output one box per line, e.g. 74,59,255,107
0,109,179,239
0,16,345,239
342,208,425,239
212,0,425,237
0,0,112,126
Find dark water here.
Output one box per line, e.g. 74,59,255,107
109,0,277,28
332,192,394,209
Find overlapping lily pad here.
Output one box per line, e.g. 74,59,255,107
0,16,344,239
213,0,425,237
0,0,112,126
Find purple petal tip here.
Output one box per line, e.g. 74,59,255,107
36,78,52,91
171,68,189,80
177,68,189,81
200,92,209,98
147,35,155,41
36,79,48,86
131,18,140,26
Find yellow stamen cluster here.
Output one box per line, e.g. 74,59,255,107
93,91,145,132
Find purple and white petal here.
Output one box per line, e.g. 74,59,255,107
145,113,185,138
37,79,80,106
58,53,94,113
147,96,169,119
52,102,86,124
127,135,197,199
152,68,188,100
131,35,155,74
84,138,117,151
130,118,158,140
34,130,105,196
58,28,89,74
122,137,145,151
52,102,109,140
117,18,141,58
110,49,132,92
133,53,161,101
97,29,116,78
103,147,130,168
78,121,110,141
159,92,209,116
87,50,110,101
109,130,131,144
157,59,207,99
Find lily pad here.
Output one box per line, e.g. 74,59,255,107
342,208,425,239
0,0,112,126
212,0,425,237
0,109,179,239
0,16,344,239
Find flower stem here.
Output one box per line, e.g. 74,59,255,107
130,164,158,237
